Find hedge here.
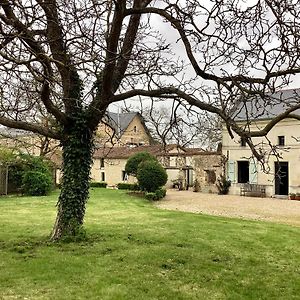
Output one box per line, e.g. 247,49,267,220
117,183,140,190
90,182,107,188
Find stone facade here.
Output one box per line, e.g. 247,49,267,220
96,112,152,147
92,145,223,192
191,154,223,193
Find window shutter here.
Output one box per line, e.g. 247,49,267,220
227,160,236,183
249,159,258,184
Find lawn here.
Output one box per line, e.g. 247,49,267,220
0,189,299,300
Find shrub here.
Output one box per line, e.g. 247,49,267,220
137,160,168,192
8,153,54,193
117,183,140,190
145,192,159,201
125,152,157,176
22,171,53,196
216,175,231,195
145,188,167,201
90,182,107,188
155,187,167,199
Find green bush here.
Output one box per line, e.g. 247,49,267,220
90,182,107,188
155,187,167,199
145,188,167,201
8,153,54,193
137,160,168,192
145,192,159,201
117,183,140,190
125,152,157,176
22,171,53,196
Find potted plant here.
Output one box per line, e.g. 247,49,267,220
295,193,300,201
289,193,296,200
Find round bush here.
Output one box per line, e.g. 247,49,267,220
125,152,157,176
137,160,168,192
22,171,53,196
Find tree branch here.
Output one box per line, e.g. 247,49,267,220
0,116,61,139
126,6,300,86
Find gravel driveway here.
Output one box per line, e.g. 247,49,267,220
155,190,300,226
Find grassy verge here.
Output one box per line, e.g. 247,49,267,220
0,189,299,300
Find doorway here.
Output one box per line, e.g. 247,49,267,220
274,162,289,195
185,168,193,189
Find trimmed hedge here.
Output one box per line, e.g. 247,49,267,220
137,160,168,192
90,182,107,188
117,183,140,190
125,152,157,176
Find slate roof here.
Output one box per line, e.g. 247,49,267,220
103,112,139,136
232,88,300,121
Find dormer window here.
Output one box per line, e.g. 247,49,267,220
278,136,285,146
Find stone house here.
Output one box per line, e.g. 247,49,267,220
96,111,153,147
92,144,223,192
222,89,300,197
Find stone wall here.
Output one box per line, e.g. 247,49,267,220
191,154,224,193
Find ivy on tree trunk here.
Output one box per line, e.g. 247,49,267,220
51,112,94,241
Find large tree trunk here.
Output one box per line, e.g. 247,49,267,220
51,117,94,241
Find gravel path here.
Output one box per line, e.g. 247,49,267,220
155,190,300,226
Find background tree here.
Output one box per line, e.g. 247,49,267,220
136,103,222,150
0,1,300,240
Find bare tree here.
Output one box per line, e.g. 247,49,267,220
125,101,221,149
0,0,300,240
124,1,300,156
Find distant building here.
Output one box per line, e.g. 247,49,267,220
92,144,223,192
0,112,223,192
96,111,153,147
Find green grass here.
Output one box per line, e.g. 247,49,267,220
0,189,299,300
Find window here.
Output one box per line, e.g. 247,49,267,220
237,161,249,183
133,126,137,133
278,136,285,146
100,158,105,168
101,172,105,182
240,138,246,147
